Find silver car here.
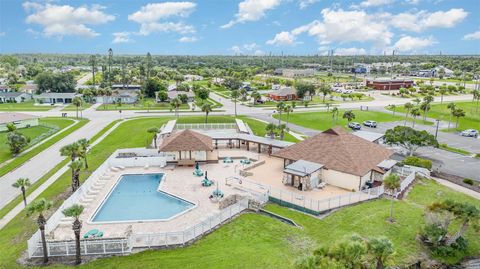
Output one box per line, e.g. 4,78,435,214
460,129,478,138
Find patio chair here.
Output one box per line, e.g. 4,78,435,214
223,157,233,163
83,229,99,239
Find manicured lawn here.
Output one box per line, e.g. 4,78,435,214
238,116,299,142
0,118,75,164
61,103,92,111
275,110,415,131
0,101,53,111
387,101,480,131
96,102,189,111
0,118,87,178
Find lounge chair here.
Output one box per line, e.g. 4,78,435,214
95,231,103,238
240,159,251,165
83,229,99,239
193,169,204,177
223,157,233,163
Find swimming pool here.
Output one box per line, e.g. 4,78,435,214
91,173,195,223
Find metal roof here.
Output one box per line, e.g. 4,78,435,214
352,131,384,142
284,159,324,177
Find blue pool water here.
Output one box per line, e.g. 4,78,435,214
91,173,194,223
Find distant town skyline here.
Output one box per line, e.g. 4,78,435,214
0,0,479,55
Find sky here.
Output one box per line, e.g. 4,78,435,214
0,0,479,55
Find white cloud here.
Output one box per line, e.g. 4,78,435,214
221,0,281,29
393,35,436,52
230,46,242,54
23,2,114,38
357,0,394,8
390,8,468,32
266,31,297,45
128,2,196,23
243,43,259,51
334,47,367,55
463,30,480,40
299,0,320,9
112,32,133,43
179,36,197,42
230,43,265,55
128,2,196,36
254,50,266,56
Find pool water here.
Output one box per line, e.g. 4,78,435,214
91,173,194,223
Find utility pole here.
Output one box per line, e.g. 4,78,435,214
108,48,113,88
90,55,96,88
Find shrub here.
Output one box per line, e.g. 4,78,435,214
463,178,474,185
402,156,432,170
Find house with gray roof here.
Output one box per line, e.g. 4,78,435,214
34,92,82,104
0,92,32,103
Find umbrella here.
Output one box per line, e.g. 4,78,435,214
195,162,199,170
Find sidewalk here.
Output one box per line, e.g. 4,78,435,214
431,176,480,200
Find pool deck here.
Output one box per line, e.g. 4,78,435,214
50,149,350,241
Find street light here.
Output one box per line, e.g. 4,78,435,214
435,119,440,140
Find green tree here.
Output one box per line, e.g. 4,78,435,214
317,83,331,103
77,139,90,169
26,198,53,264
6,122,16,132
230,90,240,117
265,123,277,139
403,102,413,126
295,81,315,99
384,126,438,156
439,86,447,104
452,108,466,129
473,89,480,113
195,87,210,101
147,127,159,148
6,131,30,155
12,178,31,207
283,104,294,128
410,107,421,128
72,96,83,118
62,204,85,265
420,101,431,122
384,174,401,222
446,102,456,129
69,160,84,192
170,97,181,117
389,104,396,117
331,107,339,126
276,101,286,125
342,110,355,123
278,123,287,140
142,78,161,98
201,103,212,123
428,200,480,246
368,237,395,269
251,91,261,106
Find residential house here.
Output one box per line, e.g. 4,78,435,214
21,84,38,94
0,112,39,131
0,92,32,103
274,68,316,78
96,91,138,104
184,74,204,81
0,85,12,93
34,92,82,104
167,91,195,102
111,84,142,91
273,127,393,191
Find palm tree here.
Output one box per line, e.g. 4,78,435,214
368,237,394,269
265,123,277,139
144,100,154,113
104,88,112,110
251,91,261,106
410,107,421,128
342,110,355,123
277,124,287,140
447,102,456,129
62,204,84,265
201,103,212,123
170,97,181,117
390,104,396,117
452,108,466,129
324,101,332,112
276,101,285,125
283,105,293,128
69,160,84,192
384,174,400,223
439,86,447,104
420,101,430,122
61,142,81,180
147,127,159,148
89,55,96,87
77,139,90,169
331,107,339,126
12,177,31,207
473,89,480,113
230,90,240,117
403,102,413,126
26,198,53,264
318,83,331,103
72,96,83,119
412,98,421,106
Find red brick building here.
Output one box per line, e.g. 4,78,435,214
267,87,298,101
366,79,414,90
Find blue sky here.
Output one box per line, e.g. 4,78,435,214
0,0,479,55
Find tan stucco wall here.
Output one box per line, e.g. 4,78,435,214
322,169,361,191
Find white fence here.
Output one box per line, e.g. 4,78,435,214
176,123,237,130
27,148,167,258
130,198,249,248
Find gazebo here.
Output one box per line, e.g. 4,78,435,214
158,129,215,165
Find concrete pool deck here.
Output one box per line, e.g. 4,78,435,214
49,149,350,241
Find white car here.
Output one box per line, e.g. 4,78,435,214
460,129,478,138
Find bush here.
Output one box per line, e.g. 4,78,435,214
402,156,432,170
463,178,474,185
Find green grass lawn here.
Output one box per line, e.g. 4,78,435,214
275,110,423,131
0,118,87,178
61,103,92,111
0,118,75,164
0,117,478,268
238,116,299,143
0,100,53,111
96,98,189,111
387,101,480,131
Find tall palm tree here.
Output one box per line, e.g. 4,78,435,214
60,142,81,180
368,237,394,269
452,108,466,129
410,107,421,128
12,177,31,207
72,97,83,119
277,124,287,140
170,97,181,117
62,204,84,265
420,101,430,122
283,105,293,128
147,127,159,148
331,107,339,126
342,110,355,123
230,90,240,117
26,198,53,264
384,174,400,223
201,103,212,123
89,55,96,87
390,104,396,117
473,89,480,113
276,101,285,125
265,123,277,139
403,102,413,126
439,86,447,104
69,160,84,192
251,91,261,106
77,139,90,169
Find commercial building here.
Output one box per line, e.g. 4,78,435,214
366,78,414,90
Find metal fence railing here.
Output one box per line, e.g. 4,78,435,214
175,123,237,130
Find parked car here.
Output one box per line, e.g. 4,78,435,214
363,120,377,128
460,129,479,138
348,122,361,130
